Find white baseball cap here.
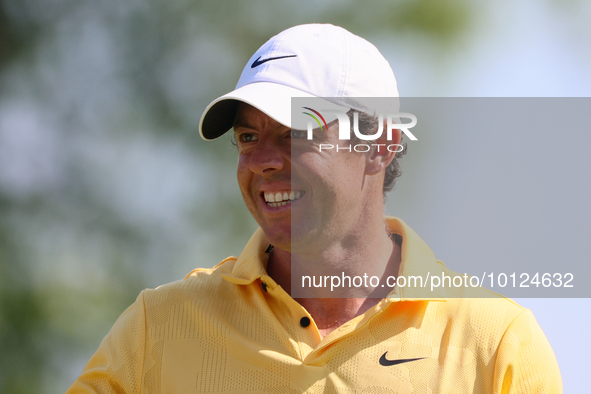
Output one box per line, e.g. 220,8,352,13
199,23,399,140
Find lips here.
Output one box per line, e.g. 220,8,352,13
262,190,306,207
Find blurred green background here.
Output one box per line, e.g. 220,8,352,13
0,0,589,392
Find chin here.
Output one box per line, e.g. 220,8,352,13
262,224,292,249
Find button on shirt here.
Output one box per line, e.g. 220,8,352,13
67,217,562,393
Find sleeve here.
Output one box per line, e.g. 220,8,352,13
492,308,563,394
66,291,147,394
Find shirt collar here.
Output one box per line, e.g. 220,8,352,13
384,217,448,300
221,227,269,285
222,217,449,300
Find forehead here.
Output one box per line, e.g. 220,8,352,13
233,102,285,131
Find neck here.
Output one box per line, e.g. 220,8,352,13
266,217,401,337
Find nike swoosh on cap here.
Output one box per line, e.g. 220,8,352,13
251,55,297,68
379,352,426,367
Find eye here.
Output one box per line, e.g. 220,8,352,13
238,133,258,143
290,129,307,139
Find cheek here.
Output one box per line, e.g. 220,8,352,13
237,170,258,217
337,153,367,189
236,154,249,180
236,162,252,198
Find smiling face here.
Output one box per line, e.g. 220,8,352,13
233,102,389,253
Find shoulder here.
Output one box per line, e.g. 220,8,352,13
140,257,241,309
428,263,531,353
424,265,561,389
437,261,525,317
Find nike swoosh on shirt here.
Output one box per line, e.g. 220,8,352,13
379,352,426,366
251,55,297,68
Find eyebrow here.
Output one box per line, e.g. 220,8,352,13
233,119,257,130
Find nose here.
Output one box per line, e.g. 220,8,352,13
245,137,287,176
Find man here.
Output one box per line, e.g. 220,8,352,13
68,24,562,393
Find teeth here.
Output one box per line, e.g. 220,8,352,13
263,190,305,206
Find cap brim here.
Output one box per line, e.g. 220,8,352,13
199,82,319,140
199,82,354,140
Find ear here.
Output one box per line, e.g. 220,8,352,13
365,119,401,175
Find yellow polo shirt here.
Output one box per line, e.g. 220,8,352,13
67,218,562,393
